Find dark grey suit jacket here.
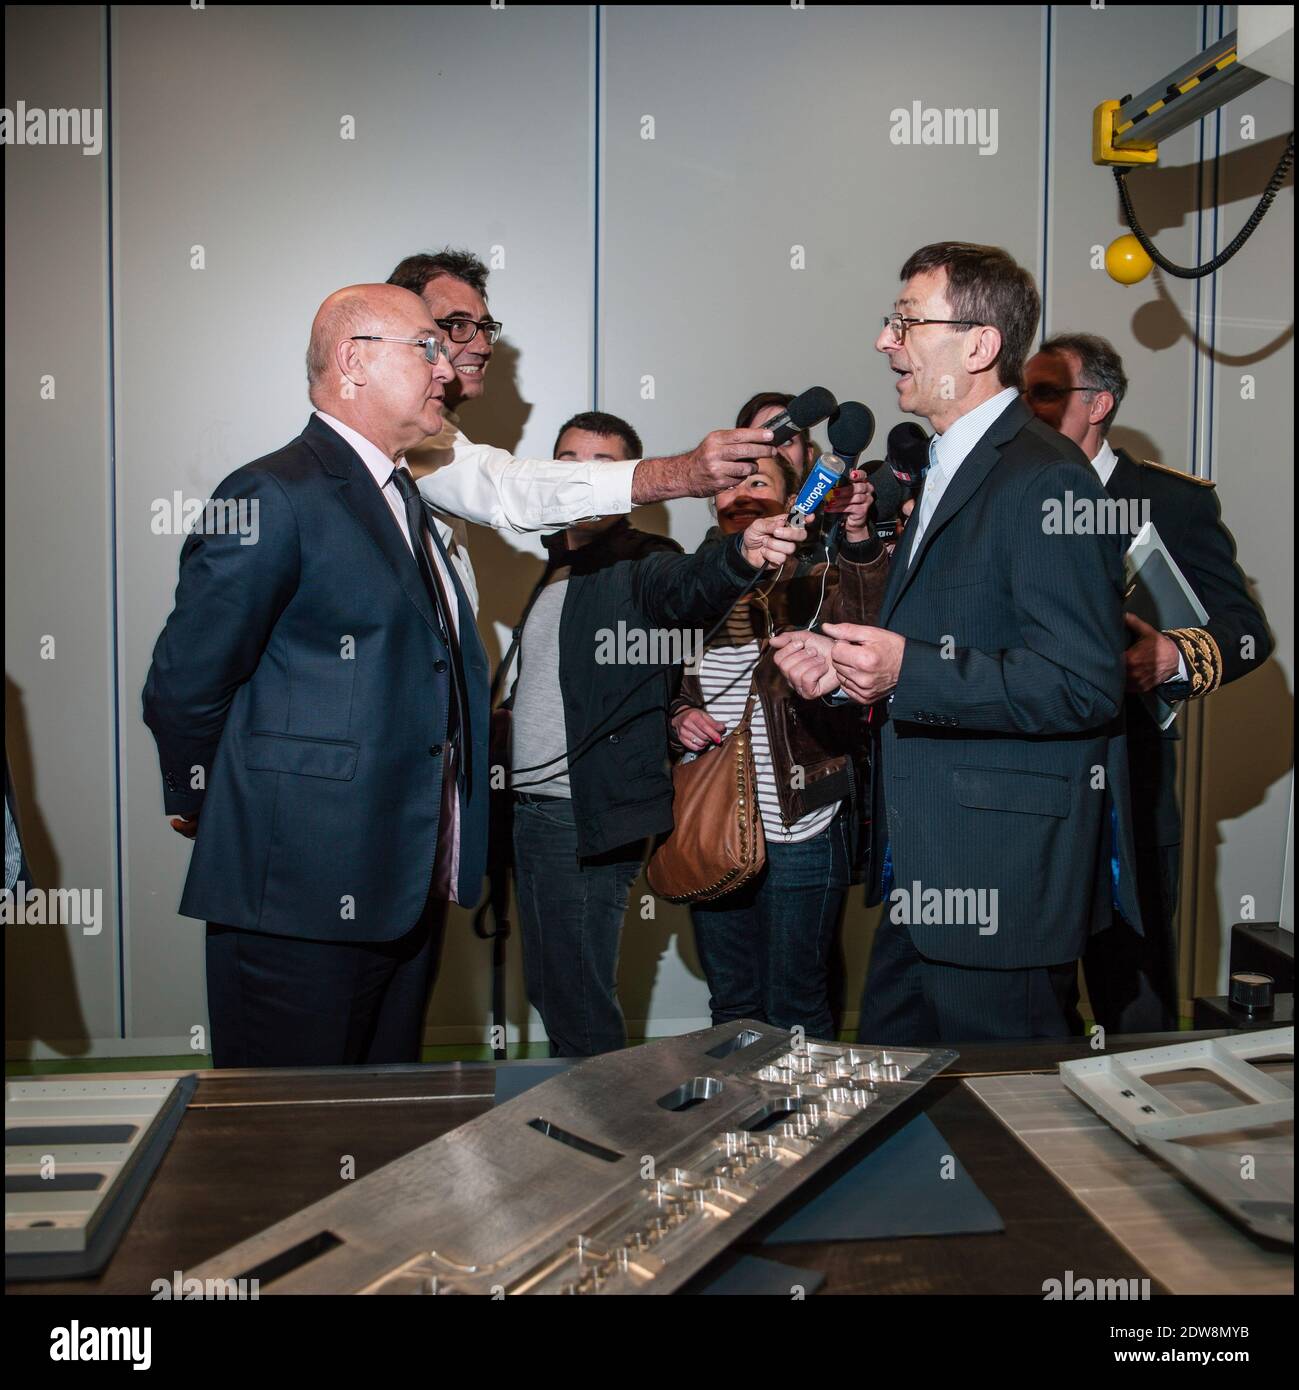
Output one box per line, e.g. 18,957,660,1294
143,415,491,941
868,396,1141,969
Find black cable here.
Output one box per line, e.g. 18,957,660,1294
509,546,773,786
509,508,869,788
1113,133,1294,279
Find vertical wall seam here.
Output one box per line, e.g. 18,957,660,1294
103,4,127,1039
592,4,602,410
1040,4,1053,337
1199,4,1226,996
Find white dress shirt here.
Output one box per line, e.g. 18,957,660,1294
907,386,1019,565
315,410,462,900
407,408,480,617
414,427,639,533
314,412,460,638
829,387,1020,703
1090,438,1119,487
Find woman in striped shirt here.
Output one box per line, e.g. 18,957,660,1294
668,420,889,1039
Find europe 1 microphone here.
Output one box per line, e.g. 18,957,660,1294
787,400,875,526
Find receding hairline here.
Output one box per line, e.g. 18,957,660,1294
306,284,430,394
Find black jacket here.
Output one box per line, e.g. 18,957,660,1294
1106,448,1272,849
505,518,764,857
870,398,1142,970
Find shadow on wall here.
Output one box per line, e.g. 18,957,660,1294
1105,423,1293,1000
1122,135,1295,361
4,673,91,1057
1193,631,1294,997
1132,269,1295,362
1109,131,1294,240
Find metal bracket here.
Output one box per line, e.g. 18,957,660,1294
1060,1029,1293,1245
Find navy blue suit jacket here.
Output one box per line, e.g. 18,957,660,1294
143,414,490,941
868,397,1143,969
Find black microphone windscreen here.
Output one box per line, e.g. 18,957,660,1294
886,421,930,480
827,401,876,459
788,386,838,430
866,458,906,522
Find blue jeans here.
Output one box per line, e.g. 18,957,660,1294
689,810,850,1040
512,795,644,1057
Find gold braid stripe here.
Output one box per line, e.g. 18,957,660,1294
1166,626,1223,698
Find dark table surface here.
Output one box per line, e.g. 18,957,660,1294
7,1030,1242,1296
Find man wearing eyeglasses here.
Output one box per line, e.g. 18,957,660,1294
385,249,504,616
1024,333,1272,1034
143,281,781,1069
772,243,1140,1046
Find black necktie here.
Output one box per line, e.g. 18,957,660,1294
389,467,467,761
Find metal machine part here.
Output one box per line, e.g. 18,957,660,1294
1092,30,1270,167
187,1022,955,1295
1059,1029,1293,1245
6,1074,197,1279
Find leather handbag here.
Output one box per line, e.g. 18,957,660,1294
647,686,767,904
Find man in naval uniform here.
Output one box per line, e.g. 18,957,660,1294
1025,333,1272,1033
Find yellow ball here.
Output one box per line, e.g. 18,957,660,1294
1105,234,1154,285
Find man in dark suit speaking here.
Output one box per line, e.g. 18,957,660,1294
773,244,1140,1044
143,283,791,1068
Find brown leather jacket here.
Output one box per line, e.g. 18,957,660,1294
668,531,890,852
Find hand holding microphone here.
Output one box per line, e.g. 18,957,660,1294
785,401,876,556
672,386,840,499
739,512,805,571
819,401,877,544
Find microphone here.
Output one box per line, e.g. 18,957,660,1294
818,402,877,557
788,452,844,524
866,458,907,524
763,386,838,446
826,400,876,465
886,421,931,493
787,401,875,526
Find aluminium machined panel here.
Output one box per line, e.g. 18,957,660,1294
1059,1029,1293,1245
5,1074,197,1279
187,1021,956,1294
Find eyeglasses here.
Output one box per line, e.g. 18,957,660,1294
350,334,452,364
434,316,503,345
881,313,981,343
1023,383,1097,406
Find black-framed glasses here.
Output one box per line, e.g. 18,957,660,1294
882,313,981,343
1023,383,1098,406
350,334,452,364
434,316,503,345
